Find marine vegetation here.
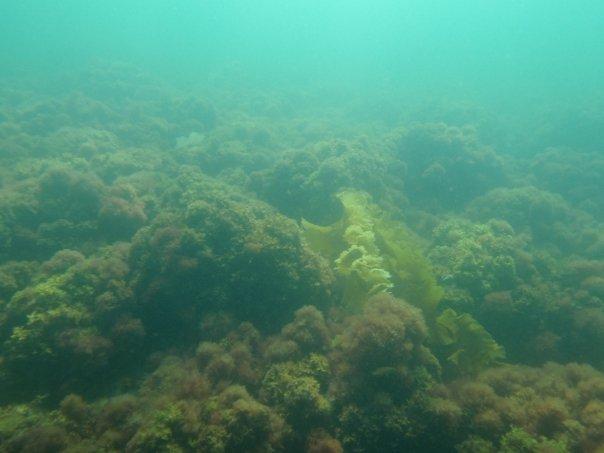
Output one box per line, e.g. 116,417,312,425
302,190,504,377
0,64,601,452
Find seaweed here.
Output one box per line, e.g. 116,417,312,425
435,309,505,377
0,63,602,453
302,189,442,316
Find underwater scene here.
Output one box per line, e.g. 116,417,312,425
0,1,603,452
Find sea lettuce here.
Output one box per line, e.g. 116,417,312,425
302,190,441,315
435,308,505,376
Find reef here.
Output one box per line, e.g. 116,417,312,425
0,64,602,452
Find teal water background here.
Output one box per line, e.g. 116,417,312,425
2,0,603,102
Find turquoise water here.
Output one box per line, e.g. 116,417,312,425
3,1,604,93
0,2,603,452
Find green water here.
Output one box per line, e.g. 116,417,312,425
0,2,602,452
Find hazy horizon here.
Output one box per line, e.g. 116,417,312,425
2,1,603,99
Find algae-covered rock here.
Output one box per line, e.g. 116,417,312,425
129,169,335,339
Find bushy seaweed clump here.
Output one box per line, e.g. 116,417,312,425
530,149,604,220
389,122,507,211
424,362,604,452
427,205,603,367
0,165,147,262
0,245,142,402
129,168,334,339
250,139,406,224
330,294,440,452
